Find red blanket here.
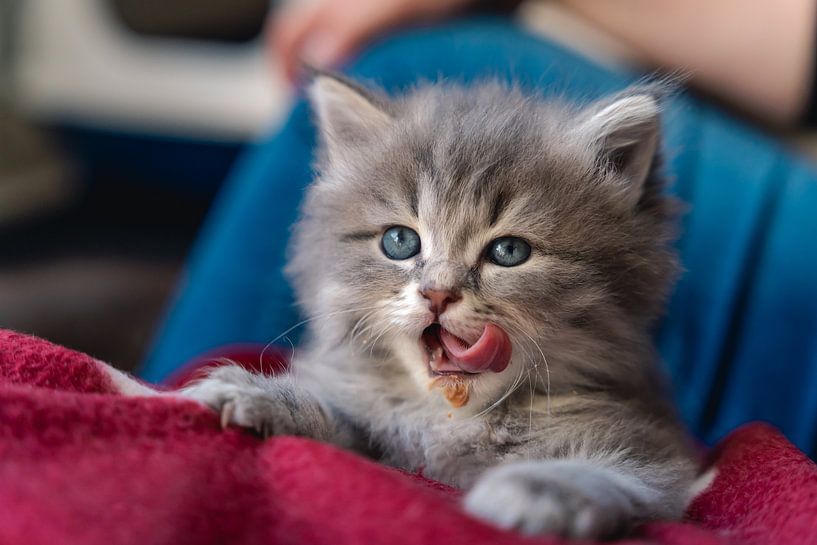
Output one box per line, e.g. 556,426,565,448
1,329,815,545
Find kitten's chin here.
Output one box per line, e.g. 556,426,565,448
418,323,513,409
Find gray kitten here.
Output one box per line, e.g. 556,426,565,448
182,74,698,539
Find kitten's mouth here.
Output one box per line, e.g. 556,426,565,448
421,323,512,376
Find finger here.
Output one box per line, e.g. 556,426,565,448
296,15,379,75
269,2,325,83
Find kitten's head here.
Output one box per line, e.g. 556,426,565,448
288,74,677,413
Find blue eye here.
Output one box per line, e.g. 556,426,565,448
488,237,531,267
381,226,421,260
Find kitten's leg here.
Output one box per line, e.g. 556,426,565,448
464,457,689,539
179,365,348,444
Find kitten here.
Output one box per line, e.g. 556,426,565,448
182,74,698,539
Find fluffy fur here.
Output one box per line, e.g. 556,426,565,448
182,75,697,539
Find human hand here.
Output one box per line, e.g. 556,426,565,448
269,0,473,82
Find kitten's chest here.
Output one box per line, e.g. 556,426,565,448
298,352,520,486
374,410,515,488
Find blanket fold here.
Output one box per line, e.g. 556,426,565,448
0,329,815,545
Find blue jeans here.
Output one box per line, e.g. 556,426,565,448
142,18,817,456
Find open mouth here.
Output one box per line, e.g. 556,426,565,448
421,323,512,377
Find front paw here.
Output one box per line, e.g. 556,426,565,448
464,461,638,539
179,366,322,439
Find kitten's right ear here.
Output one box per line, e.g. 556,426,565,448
576,92,661,209
308,73,392,162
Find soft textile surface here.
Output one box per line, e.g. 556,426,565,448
1,329,816,545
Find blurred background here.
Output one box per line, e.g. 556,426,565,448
1,0,814,373
0,0,290,370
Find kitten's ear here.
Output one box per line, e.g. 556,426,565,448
308,73,392,161
578,93,661,208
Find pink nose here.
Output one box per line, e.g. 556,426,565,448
420,288,461,315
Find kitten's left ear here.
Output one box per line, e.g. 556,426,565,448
308,72,393,162
577,93,661,208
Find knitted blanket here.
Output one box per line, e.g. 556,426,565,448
1,329,814,545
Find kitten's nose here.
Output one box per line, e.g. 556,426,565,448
420,288,461,315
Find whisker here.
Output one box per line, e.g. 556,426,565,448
516,325,552,417
367,322,395,358
284,336,296,366
349,309,378,343
527,369,534,457
472,363,526,418
470,321,540,419
258,304,382,369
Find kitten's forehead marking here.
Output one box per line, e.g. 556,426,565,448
417,183,514,266
417,181,437,261
488,190,509,227
416,171,529,265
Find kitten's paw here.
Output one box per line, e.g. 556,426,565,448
179,366,321,438
464,461,639,539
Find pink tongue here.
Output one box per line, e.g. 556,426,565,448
439,324,512,373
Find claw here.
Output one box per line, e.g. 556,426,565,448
220,401,235,429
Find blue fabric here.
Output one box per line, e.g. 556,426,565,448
142,18,817,456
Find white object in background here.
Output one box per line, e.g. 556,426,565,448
516,1,638,70
13,0,290,141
